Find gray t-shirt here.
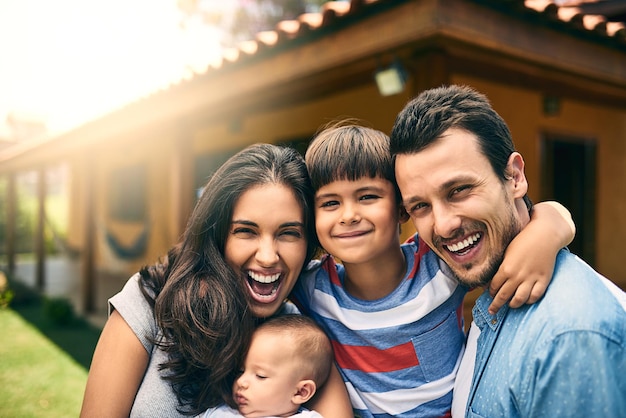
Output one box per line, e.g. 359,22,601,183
110,274,209,417
109,274,300,417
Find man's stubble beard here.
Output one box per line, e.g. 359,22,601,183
449,204,522,289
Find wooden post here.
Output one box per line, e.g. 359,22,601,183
5,173,16,275
35,168,46,292
171,128,194,242
81,156,96,313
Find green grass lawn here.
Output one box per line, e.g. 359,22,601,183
0,307,100,417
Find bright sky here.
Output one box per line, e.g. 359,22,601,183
0,0,224,136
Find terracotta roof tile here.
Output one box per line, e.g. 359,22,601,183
207,0,626,70
130,1,626,107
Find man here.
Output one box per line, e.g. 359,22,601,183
390,84,626,417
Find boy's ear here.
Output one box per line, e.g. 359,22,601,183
292,380,316,405
398,205,410,224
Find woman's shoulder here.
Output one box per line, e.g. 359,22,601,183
108,272,159,352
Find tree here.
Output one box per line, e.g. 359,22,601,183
177,0,332,48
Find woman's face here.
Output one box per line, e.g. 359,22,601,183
225,183,308,318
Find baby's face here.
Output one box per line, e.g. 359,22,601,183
233,331,302,417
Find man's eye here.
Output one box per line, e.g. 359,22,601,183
410,202,428,214
452,185,471,195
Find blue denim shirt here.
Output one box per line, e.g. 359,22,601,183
465,250,626,418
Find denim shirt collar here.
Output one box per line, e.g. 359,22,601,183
473,289,510,332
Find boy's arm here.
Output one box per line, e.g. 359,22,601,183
488,201,575,315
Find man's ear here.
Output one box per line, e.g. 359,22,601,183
292,380,316,405
507,152,528,198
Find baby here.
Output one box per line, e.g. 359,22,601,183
198,314,333,417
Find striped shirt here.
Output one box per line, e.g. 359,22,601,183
291,236,467,418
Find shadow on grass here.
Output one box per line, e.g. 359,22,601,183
7,278,102,370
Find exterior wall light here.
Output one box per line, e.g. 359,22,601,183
375,59,407,96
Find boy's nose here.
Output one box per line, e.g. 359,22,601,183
340,204,360,225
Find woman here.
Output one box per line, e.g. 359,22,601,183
80,144,352,417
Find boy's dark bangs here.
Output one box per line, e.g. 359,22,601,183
309,147,391,190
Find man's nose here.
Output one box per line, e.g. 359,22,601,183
433,205,461,238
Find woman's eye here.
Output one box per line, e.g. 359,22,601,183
232,227,255,236
279,229,303,240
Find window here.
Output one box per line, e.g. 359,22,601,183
108,164,146,222
541,135,596,266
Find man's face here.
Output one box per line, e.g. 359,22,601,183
394,128,528,288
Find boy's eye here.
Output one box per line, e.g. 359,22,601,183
256,374,267,380
359,194,379,201
319,200,339,208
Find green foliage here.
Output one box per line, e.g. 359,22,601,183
0,289,14,309
5,274,42,307
43,297,75,325
178,0,332,47
0,271,14,308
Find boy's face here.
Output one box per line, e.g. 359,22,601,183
314,176,404,265
394,128,526,288
233,331,302,417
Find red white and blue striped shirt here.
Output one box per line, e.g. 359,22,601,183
291,236,466,418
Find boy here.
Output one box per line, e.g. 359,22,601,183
290,123,574,417
198,315,332,418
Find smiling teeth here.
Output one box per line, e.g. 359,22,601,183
248,272,280,283
446,233,480,252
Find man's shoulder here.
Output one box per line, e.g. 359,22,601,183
521,250,626,337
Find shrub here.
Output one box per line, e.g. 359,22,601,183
0,271,14,309
5,276,41,307
44,297,75,325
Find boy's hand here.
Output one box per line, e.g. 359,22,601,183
487,201,574,315
489,264,549,315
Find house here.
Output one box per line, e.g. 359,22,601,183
1,0,625,320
